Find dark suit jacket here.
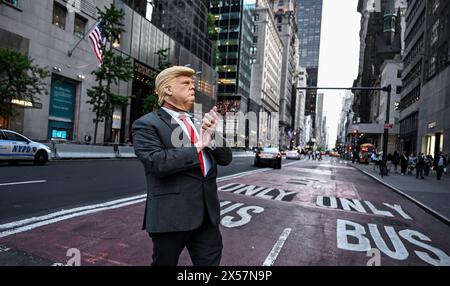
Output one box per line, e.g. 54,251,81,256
132,109,232,233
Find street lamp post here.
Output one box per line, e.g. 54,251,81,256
381,84,392,177
297,85,392,177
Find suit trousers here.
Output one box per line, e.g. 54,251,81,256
148,213,223,266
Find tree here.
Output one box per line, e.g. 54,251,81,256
142,48,172,114
0,48,49,128
87,4,133,144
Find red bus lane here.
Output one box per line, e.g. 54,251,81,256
0,160,448,266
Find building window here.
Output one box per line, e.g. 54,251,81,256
396,86,402,94
432,0,440,14
428,56,436,78
52,2,67,30
430,19,439,46
74,14,87,38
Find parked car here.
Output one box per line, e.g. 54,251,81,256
286,150,300,160
254,147,282,169
0,129,51,165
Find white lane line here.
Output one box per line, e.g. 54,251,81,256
217,168,271,182
0,246,11,253
0,166,300,238
0,194,146,231
0,199,146,238
262,228,292,266
0,180,47,187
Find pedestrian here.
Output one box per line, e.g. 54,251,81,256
371,150,378,171
416,153,425,179
407,153,416,175
424,155,432,176
400,151,408,175
132,66,232,266
392,151,400,173
434,152,447,181
446,154,449,175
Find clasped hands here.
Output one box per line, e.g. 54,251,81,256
195,107,219,152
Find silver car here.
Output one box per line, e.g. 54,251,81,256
286,150,301,160
0,129,52,165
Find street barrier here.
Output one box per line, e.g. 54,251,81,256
117,146,137,158
53,144,116,159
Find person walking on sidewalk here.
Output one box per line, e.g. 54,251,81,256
392,151,400,174
371,150,378,171
407,153,416,175
132,66,232,266
424,154,433,177
400,151,408,175
434,152,447,181
416,153,425,179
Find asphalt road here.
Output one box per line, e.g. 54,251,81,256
1,157,448,266
0,156,292,224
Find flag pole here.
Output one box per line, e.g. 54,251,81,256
67,21,98,57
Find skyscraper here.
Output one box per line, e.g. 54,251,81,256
151,0,213,65
296,0,323,133
209,0,256,148
272,0,300,150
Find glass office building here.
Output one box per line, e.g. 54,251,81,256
209,0,256,147
296,0,323,130
151,0,213,65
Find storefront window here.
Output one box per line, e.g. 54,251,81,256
74,14,86,38
52,3,66,30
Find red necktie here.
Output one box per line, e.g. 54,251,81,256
179,115,205,177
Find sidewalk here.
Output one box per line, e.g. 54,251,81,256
353,162,450,224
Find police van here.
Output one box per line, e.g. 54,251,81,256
0,129,52,165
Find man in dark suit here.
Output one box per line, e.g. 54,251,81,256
132,66,232,266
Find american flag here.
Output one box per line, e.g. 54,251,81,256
88,21,107,63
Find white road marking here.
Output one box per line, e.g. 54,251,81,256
0,163,304,238
0,246,11,253
0,180,47,187
0,194,146,231
0,199,146,238
262,228,292,266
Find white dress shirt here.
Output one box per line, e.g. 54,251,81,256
161,107,212,176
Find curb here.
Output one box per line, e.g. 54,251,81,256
353,164,450,226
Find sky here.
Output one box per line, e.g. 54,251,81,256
318,0,360,149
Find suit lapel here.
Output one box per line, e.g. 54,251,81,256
157,108,179,131
157,108,188,147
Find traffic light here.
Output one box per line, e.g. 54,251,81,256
395,101,400,110
353,129,358,135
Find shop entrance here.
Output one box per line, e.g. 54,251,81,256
425,133,444,156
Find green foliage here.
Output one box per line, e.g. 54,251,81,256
86,4,133,144
0,48,49,119
142,48,172,114
208,13,217,37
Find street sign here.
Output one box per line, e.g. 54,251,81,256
384,124,394,129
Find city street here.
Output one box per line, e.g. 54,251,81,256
1,157,448,266
0,156,263,224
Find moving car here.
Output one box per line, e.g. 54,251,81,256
286,150,300,160
0,129,52,165
254,147,282,169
